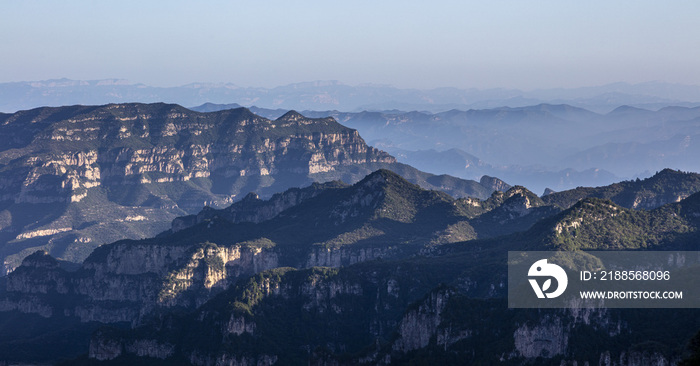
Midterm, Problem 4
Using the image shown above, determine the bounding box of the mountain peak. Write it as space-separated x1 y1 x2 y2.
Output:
345 169 456 223
551 197 622 234
503 185 541 202
191 102 243 113
653 168 685 177
19 250 59 269
367 168 402 179
357 169 412 190
479 175 511 192
482 185 544 213
276 110 306 122
241 192 260 202
607 105 649 115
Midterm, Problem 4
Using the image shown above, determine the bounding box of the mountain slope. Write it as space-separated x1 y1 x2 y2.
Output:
83 193 700 365
0 171 474 325
533 195 700 251
452 191 700 256
5 170 700 364
542 168 700 209
0 170 534 331
86 264 700 365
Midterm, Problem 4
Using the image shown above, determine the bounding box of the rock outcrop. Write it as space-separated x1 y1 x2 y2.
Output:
0 242 280 324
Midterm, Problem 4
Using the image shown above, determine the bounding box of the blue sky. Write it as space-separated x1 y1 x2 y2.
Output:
2 0 699 89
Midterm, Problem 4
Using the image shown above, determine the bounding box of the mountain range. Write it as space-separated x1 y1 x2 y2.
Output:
5 79 700 195
0 103 505 274
3 168 700 364
2 79 700 114
3 94 700 364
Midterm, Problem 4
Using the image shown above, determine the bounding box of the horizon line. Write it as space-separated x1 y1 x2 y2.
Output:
2 77 699 92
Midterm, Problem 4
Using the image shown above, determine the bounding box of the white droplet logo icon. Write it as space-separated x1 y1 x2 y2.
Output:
528 259 568 299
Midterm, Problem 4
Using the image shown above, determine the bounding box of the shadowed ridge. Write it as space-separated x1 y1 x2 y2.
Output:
542 169 700 210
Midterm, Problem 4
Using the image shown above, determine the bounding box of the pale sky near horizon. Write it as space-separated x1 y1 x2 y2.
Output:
2 0 699 90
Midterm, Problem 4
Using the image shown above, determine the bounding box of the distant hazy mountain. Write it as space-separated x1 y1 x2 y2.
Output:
195 102 700 193
3 79 700 114
384 148 620 195
6 80 700 194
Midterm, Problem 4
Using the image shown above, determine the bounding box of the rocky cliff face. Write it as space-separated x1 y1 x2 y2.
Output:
0 103 399 273
391 288 453 353
305 246 395 268
513 316 568 358
79 260 690 366
1 106 390 197
0 241 281 324
479 175 511 193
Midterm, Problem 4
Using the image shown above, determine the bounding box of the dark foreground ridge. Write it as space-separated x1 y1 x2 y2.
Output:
3 169 700 364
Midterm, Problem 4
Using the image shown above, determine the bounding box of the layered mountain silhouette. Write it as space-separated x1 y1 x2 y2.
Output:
195 102 700 193
3 95 700 364
4 79 700 114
